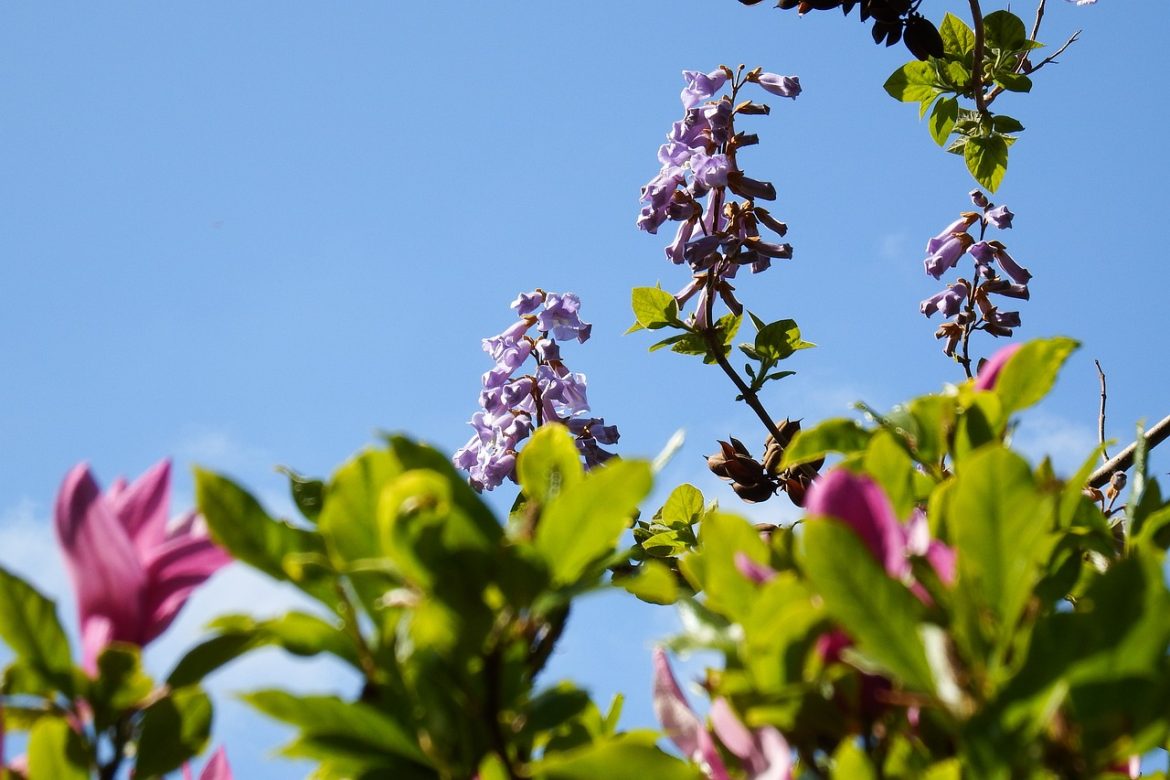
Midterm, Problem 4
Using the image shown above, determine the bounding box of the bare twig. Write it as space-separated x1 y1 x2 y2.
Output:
1030 0 1047 43
1027 30 1082 76
1095 359 1109 462
1088 413 1170 489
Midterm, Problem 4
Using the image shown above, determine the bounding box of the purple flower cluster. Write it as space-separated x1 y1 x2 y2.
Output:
919 190 1032 357
453 290 619 491
638 66 800 329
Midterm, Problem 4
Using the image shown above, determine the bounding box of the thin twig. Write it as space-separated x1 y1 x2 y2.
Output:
1095 359 1109 462
1088 413 1170 488
1027 30 1082 74
1030 0 1047 43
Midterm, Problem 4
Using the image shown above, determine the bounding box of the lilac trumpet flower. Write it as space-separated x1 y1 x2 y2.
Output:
55 460 231 673
925 213 979 254
924 233 974 279
990 243 1032 285
681 69 729 110
754 72 801 99
985 204 1014 230
920 284 968 318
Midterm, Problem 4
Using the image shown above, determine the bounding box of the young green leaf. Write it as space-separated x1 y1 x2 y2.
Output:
964 134 1010 192
631 287 681 330
930 97 959 147
135 686 214 778
536 460 652 587
0 567 75 696
802 520 935 693
517 424 584 507
27 717 90 780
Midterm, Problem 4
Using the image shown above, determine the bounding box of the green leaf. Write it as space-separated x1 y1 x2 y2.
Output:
801 521 935 692
277 466 326 523
994 73 1032 93
0 567 74 696
751 318 814 363
648 333 688 352
884 61 940 103
90 644 155 729
983 10 1029 51
319 448 400 570
991 114 1025 133
196 469 333 602
660 484 704 527
135 686 214 778
929 97 958 147
243 690 429 766
619 560 680 605
991 337 1079 415
686 512 769 622
939 12 975 56
834 740 878 780
536 460 653 587
533 732 700 780
950 447 1055 652
780 418 872 468
168 611 356 687
27 717 90 780
863 430 919 520
517 424 584 506
631 287 680 330
964 134 1010 192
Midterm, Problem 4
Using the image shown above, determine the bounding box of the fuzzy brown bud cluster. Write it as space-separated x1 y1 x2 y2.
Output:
706 418 823 506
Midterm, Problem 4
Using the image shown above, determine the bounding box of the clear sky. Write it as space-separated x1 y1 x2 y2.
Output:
1 1 1165 775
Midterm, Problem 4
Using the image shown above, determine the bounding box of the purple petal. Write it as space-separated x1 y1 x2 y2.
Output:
751 727 794 780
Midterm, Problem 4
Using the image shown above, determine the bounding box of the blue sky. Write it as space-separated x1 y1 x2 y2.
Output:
1 1 1166 775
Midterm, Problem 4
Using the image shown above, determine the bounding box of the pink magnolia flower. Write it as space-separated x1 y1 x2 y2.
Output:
804 470 955 590
973 342 1023 391
55 459 231 673
652 648 793 780
183 747 233 780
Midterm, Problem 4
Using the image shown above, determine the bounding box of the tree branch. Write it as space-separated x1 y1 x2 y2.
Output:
967 0 989 116
1095 359 1109 462
1088 413 1170 488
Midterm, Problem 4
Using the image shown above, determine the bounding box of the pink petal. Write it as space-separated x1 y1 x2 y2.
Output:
140 533 231 645
54 464 147 669
805 470 908 579
80 615 115 676
973 343 1022 391
696 727 732 780
734 552 776 585
109 459 172 558
651 647 704 759
750 727 793 780
815 629 852 663
710 698 755 760
925 541 957 585
200 747 233 780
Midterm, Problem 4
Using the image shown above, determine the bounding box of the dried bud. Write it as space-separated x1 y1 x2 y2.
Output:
1106 471 1128 500
735 100 772 116
727 172 777 201
733 480 776 503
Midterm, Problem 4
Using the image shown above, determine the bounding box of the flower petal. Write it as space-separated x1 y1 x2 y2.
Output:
200 747 233 780
140 531 231 645
651 647 703 759
54 464 146 669
109 459 172 557
804 470 908 579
